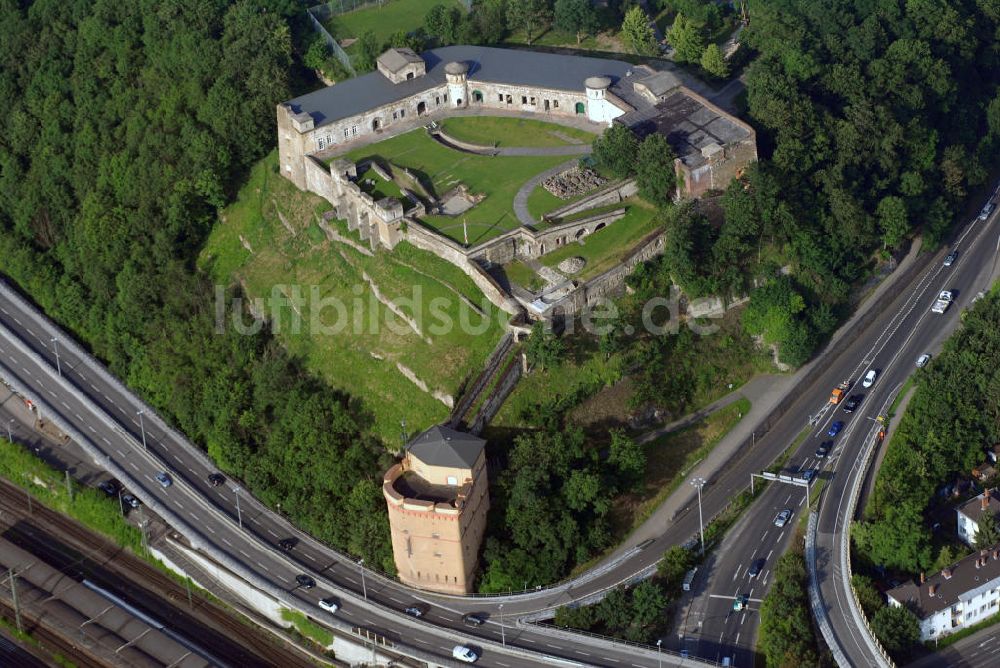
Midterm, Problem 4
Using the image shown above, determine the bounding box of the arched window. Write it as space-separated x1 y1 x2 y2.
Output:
575 102 585 114
472 90 483 102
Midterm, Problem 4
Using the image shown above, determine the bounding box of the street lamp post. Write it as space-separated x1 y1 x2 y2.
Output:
499 603 506 647
233 486 243 529
690 477 706 556
137 410 147 450
656 639 662 668
400 419 407 451
50 338 61 376
118 489 125 516
358 558 367 600
6 419 12 443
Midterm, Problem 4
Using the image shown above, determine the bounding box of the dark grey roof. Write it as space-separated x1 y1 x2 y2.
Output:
888 544 1000 618
956 489 1000 521
378 47 422 73
407 425 485 469
619 89 752 167
284 45 644 128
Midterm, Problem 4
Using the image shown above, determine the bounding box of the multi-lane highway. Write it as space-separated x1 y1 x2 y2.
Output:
676 187 1000 666
0 282 711 666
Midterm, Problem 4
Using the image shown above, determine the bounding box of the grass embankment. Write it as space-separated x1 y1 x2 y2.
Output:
281 608 333 647
440 116 595 148
322 0 465 52
342 128 567 245
614 397 751 534
505 199 659 289
0 438 144 553
202 151 506 442
537 199 660 280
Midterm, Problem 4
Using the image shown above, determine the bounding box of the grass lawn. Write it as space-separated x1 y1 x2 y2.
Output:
281 609 333 647
537 199 661 280
201 150 506 444
323 0 465 49
440 116 596 148
611 398 751 536
501 261 545 292
342 129 568 246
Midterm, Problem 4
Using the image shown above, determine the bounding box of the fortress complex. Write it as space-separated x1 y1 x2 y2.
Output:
278 45 756 200
382 426 490 594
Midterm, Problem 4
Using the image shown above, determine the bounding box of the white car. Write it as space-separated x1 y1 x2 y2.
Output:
862 369 877 388
980 202 995 221
452 645 479 663
318 597 339 613
916 354 930 368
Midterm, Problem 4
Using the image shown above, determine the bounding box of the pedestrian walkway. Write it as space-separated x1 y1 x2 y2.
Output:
513 158 580 226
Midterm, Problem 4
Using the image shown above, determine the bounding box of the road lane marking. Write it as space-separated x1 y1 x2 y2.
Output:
206 526 215 534
222 538 232 546
190 513 199 522
239 549 250 558
176 501 184 509
129 462 139 471
267 529 278 537
304 553 316 562
257 562 269 571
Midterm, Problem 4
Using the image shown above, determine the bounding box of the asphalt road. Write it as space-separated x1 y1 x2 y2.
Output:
667 187 1000 667
0 287 711 666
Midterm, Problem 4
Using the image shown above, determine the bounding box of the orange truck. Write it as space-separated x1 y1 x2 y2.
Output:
829 380 851 404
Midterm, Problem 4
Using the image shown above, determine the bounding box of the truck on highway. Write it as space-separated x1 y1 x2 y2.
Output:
931 290 953 314
829 379 851 404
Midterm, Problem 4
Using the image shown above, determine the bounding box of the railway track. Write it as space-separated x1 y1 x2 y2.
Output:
0 477 316 668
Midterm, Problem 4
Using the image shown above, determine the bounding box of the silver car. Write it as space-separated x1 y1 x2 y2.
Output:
774 509 792 527
943 251 958 267
916 353 930 368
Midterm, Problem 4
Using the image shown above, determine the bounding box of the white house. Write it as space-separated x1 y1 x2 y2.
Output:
887 546 1000 641
956 488 1000 547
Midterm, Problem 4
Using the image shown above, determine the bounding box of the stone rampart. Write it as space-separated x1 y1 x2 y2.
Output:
545 179 638 221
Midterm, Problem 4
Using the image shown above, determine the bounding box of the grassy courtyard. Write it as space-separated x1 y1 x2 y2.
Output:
201 151 506 444
342 128 568 246
539 199 660 279
440 116 596 148
502 198 660 289
322 0 465 50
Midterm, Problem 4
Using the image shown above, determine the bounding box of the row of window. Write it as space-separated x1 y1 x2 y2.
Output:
411 570 460 584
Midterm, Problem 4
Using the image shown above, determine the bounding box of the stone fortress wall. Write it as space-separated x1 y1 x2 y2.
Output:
277 46 758 323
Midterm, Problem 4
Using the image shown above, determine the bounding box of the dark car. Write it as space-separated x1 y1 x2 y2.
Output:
207 472 225 487
827 421 844 438
404 605 427 618
295 574 315 589
747 559 765 578
278 538 297 551
98 480 120 497
842 395 862 413
815 442 831 458
121 493 141 509
462 613 486 627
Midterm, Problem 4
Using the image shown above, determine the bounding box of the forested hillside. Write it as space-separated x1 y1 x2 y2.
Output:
651 0 1000 364
0 0 394 570
856 290 1000 573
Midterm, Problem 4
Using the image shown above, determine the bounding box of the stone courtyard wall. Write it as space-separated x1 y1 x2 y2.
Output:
544 179 638 220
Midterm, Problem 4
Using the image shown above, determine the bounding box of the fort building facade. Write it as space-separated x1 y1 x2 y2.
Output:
277 45 756 200
382 425 490 594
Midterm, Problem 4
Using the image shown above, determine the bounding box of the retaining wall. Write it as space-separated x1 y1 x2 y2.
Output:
545 179 638 221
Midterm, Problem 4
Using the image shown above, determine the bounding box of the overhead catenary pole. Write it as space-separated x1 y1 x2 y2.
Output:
9 568 21 633
358 558 367 600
